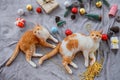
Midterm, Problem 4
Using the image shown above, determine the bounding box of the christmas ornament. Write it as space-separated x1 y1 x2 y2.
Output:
65 29 73 36
64 1 71 8
85 14 102 21
57 21 66 27
110 26 119 33
64 5 73 17
71 14 76 20
71 7 78 14
17 9 24 16
26 4 33 11
96 1 102 8
51 27 58 33
109 4 118 17
79 8 86 15
116 16 120 22
15 18 25 28
36 7 42 13
101 34 108 41
55 16 60 23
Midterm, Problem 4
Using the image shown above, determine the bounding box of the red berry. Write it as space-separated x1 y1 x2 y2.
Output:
101 34 108 41
17 22 24 28
36 7 42 13
71 7 78 14
65 29 73 36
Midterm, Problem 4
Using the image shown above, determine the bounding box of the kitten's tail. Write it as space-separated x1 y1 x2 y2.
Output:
6 43 20 66
39 43 61 65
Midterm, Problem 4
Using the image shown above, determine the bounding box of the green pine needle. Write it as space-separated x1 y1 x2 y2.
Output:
85 14 101 21
78 0 83 3
64 10 70 17
102 0 110 7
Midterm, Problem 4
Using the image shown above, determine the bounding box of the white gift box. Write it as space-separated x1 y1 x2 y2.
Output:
37 0 59 14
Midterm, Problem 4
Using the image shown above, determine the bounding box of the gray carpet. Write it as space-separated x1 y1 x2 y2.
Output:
0 0 120 80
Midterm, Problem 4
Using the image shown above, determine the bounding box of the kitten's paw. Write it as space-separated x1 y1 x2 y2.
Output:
32 64 37 68
29 61 37 68
54 39 58 43
73 64 78 69
70 62 78 69
39 59 43 65
84 63 89 67
68 70 73 74
52 45 56 48
90 61 95 66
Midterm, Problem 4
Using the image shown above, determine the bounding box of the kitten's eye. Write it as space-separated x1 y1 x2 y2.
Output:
92 34 94 36
96 35 99 37
37 28 40 30
34 31 36 33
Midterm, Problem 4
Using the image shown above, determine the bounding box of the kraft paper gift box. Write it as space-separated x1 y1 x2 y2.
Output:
37 0 59 14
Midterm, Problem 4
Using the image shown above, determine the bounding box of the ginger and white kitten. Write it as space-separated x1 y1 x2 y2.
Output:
6 24 58 67
39 30 102 74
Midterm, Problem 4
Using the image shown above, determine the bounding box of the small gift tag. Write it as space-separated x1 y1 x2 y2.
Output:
37 0 59 14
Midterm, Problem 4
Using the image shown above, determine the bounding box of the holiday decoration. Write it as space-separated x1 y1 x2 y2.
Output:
79 8 86 15
17 9 24 16
15 18 25 28
102 0 110 7
65 29 73 36
71 7 78 14
55 16 61 23
110 37 119 49
101 34 108 41
77 0 83 3
96 1 102 8
51 27 58 33
57 21 66 27
85 14 102 21
116 16 120 22
64 5 73 17
64 0 71 8
110 26 119 33
37 0 59 14
71 14 76 20
26 4 33 11
109 4 118 17
80 3 84 8
80 62 102 80
36 7 42 13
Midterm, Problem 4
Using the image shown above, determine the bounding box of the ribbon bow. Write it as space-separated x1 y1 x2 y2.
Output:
43 0 53 3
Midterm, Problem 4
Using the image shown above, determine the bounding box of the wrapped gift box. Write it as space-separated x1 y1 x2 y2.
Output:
37 0 59 14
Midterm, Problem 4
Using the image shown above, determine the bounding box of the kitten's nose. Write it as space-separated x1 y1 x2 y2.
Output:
93 37 97 40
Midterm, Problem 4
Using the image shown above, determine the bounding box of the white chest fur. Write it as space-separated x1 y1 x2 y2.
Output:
37 28 50 40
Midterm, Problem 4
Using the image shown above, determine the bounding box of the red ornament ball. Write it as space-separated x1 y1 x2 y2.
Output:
36 7 42 13
65 29 73 36
101 34 108 41
71 7 78 14
17 22 24 28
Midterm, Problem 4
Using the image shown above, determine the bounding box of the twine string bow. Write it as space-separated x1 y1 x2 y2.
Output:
43 0 54 4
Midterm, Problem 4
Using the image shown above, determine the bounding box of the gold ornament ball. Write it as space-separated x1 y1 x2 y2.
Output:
79 8 86 15
96 1 102 8
26 4 33 11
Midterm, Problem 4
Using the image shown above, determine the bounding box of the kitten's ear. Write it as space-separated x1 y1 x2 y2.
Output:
98 29 103 34
88 29 93 33
35 23 40 26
